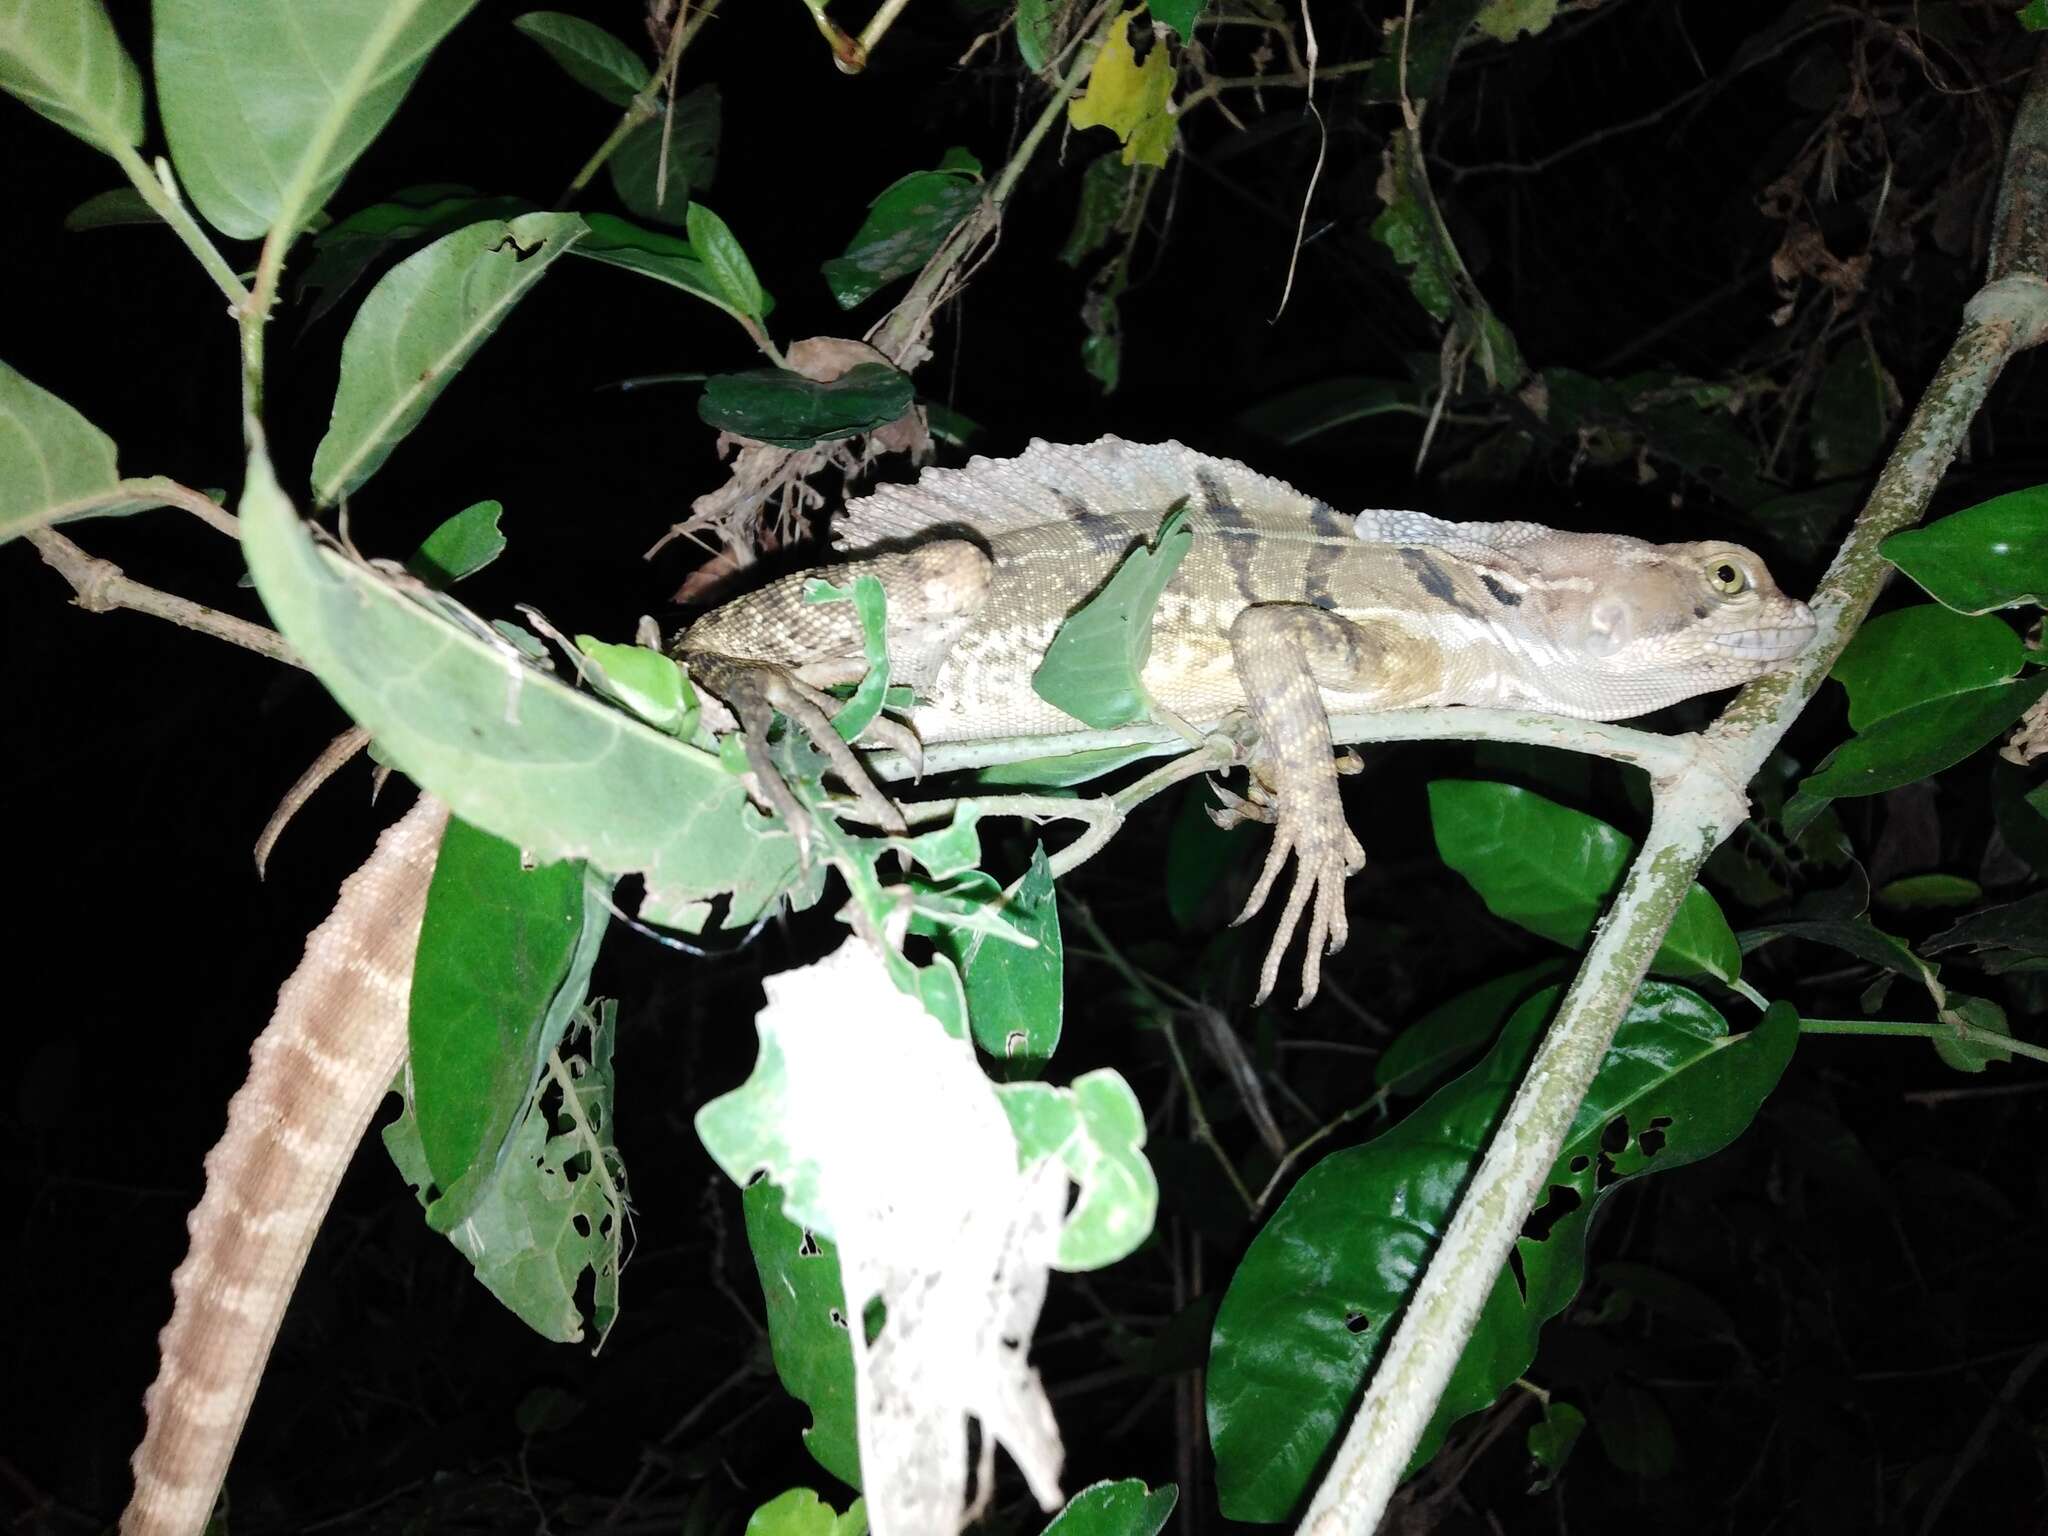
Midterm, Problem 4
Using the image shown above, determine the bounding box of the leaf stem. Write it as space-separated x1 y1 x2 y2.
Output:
1800 1017 2047 1065
103 143 249 308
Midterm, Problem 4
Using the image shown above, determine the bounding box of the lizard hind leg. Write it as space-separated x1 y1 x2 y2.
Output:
1225 604 1382 1008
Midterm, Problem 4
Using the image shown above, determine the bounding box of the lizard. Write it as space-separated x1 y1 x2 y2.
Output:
125 436 1814 1533
675 435 1819 1006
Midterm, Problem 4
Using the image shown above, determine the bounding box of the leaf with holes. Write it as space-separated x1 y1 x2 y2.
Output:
1207 985 1797 1520
743 1177 862 1488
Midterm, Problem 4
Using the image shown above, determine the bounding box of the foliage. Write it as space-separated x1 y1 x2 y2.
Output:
6 3 2046 1534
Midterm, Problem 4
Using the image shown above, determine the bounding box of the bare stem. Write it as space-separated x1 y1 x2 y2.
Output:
25 527 298 668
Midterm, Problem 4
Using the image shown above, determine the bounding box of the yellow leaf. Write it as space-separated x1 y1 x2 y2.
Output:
1069 11 1175 168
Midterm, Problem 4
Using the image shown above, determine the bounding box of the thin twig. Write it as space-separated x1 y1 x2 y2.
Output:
25 527 298 668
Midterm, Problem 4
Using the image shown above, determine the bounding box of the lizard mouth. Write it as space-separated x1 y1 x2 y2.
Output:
1708 603 1818 661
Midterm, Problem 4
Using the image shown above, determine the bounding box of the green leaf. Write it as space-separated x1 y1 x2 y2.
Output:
0 0 144 155
1068 9 1175 168
1474 0 1559 42
1794 673 2048 804
805 574 891 741
1033 499 1193 729
154 0 479 242
1039 1480 1178 1536
1365 0 1482 104
573 209 760 323
1374 960 1571 1097
1925 890 2048 974
1060 152 1137 268
936 847 1064 1073
2 360 118 540
997 1069 1158 1269
822 166 981 309
2023 0 2048 32
577 637 698 736
1014 0 1055 69
742 1179 862 1488
1831 603 2023 730
1207 987 1797 1519
383 1002 625 1344
1147 0 1206 35
1933 993 2013 1072
1427 781 1742 983
1882 485 2048 613
699 363 915 450
608 83 720 227
298 187 536 326
406 498 506 586
512 10 648 105
238 439 804 934
1740 918 1944 1008
1808 334 1894 479
973 742 1163 787
745 1490 866 1536
408 815 607 1222
687 201 768 321
1594 1384 1676 1477
63 187 160 230
1873 873 1981 911
1527 1400 1585 1491
311 211 587 504
1237 376 1416 445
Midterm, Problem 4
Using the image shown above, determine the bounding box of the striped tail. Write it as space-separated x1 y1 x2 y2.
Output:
123 796 449 1536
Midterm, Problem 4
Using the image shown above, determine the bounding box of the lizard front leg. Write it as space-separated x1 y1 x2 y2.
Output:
677 539 992 845
1223 604 1385 1008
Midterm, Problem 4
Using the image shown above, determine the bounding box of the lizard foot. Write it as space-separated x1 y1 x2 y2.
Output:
1232 793 1365 1008
685 653 909 842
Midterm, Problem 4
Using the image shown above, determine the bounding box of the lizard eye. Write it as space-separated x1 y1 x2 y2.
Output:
1707 558 1749 595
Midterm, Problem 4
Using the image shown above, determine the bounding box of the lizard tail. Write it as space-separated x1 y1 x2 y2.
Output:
122 795 449 1536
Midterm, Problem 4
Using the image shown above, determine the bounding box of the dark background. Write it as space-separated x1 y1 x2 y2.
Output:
5 2 2046 1532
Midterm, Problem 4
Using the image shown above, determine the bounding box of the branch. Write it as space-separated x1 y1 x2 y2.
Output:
1299 43 2048 1536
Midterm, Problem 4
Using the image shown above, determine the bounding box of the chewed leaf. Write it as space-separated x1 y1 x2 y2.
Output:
998 1070 1158 1270
406 499 506 587
742 1180 862 1487
1207 986 1796 1519
1068 10 1175 167
312 212 587 504
1033 499 1193 728
238 438 803 933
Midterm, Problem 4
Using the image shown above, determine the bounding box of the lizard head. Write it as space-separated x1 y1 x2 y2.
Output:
1519 534 1818 715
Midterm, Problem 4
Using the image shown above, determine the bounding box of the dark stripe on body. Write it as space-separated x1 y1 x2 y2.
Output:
1481 574 1522 607
1057 490 1138 556
1399 547 1480 616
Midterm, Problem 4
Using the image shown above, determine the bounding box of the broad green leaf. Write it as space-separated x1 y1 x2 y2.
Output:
1040 1481 1177 1536
1475 0 1559 41
608 82 720 228
1793 673 2048 804
1925 890 2048 974
974 742 1163 787
384 1002 625 1344
512 10 648 105
1934 993 2013 1072
929 848 1065 1073
1033 500 1193 729
1527 1400 1585 1490
1237 376 1416 445
311 211 587 504
299 187 536 326
0 0 143 154
997 1069 1157 1269
1873 873 1981 911
699 363 915 450
1740 918 1944 1008
1882 485 2048 613
1831 603 2022 729
1374 960 1570 1096
154 0 479 241
1068 10 1175 168
822 166 981 309
1147 0 1207 35
63 187 159 229
1014 0 1055 69
742 1178 862 1488
573 210 754 322
0 360 175 540
2024 0 2048 31
746 1490 866 1536
238 440 804 933
577 637 698 736
408 815 607 1225
1207 987 1797 1519
1427 780 1742 983
1808 334 1894 478
406 498 505 585
687 201 768 321
1060 152 1137 268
